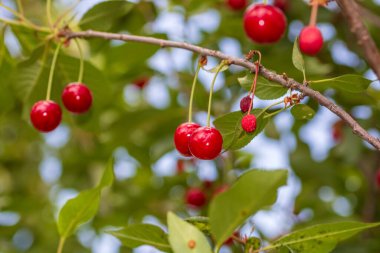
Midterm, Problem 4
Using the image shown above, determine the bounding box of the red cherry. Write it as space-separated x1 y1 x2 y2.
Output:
224 231 240 246
62 83 92 113
226 0 247 10
213 184 229 197
243 4 287 44
189 127 223 160
30 100 62 132
174 123 201 157
376 169 380 188
176 159 185 174
241 114 257 133
133 77 149 89
299 26 324 56
185 188 207 208
240 96 252 113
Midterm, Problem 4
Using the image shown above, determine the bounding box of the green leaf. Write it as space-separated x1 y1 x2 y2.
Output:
79 1 134 31
264 221 380 253
213 109 269 150
168 212 212 253
310 75 371 93
238 74 287 100
57 158 115 238
184 216 211 236
108 224 171 252
98 157 115 189
209 169 288 248
57 188 101 238
292 37 306 77
291 104 315 120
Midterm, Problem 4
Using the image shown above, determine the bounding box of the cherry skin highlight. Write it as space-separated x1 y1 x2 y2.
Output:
240 96 252 113
188 127 223 160
241 114 257 133
185 188 207 208
174 122 201 157
226 0 247 11
30 100 62 132
62 82 93 113
243 4 287 44
299 26 324 56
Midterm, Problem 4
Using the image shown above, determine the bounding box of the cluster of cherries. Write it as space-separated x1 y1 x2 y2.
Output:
227 0 324 55
30 83 92 132
174 123 223 160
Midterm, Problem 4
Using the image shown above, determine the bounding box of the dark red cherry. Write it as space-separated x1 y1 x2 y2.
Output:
226 0 247 10
243 4 287 44
241 114 257 133
188 127 223 160
299 26 324 56
62 82 92 113
133 77 149 89
185 188 207 208
274 0 290 12
174 122 201 157
240 96 252 113
376 169 380 188
30 100 62 132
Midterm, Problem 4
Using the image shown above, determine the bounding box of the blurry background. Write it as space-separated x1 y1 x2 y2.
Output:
0 0 380 252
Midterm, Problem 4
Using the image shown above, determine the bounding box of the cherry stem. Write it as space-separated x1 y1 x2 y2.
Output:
309 2 319 27
47 0 53 28
207 62 226 127
16 0 24 16
74 39 84 83
46 43 62 101
263 106 288 119
247 51 262 115
256 100 284 119
56 237 66 253
188 59 202 123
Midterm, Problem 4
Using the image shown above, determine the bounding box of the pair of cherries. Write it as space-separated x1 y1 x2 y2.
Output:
30 83 92 132
174 123 223 160
242 2 323 55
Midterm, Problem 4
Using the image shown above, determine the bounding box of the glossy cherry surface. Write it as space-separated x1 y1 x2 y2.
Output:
185 188 207 208
241 114 257 133
62 82 93 113
240 96 252 113
243 4 287 44
30 100 62 132
299 26 324 56
174 122 201 157
226 0 247 10
188 127 223 160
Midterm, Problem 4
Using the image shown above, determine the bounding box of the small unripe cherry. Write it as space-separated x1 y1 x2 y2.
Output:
241 114 257 133
240 96 252 113
174 122 201 157
30 100 62 132
62 82 92 113
299 26 324 56
226 0 247 10
185 188 207 208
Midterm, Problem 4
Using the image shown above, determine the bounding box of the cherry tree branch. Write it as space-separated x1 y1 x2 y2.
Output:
336 0 380 80
60 29 380 151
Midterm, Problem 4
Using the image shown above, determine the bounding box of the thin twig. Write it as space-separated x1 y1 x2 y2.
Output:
336 0 380 80
59 29 380 151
